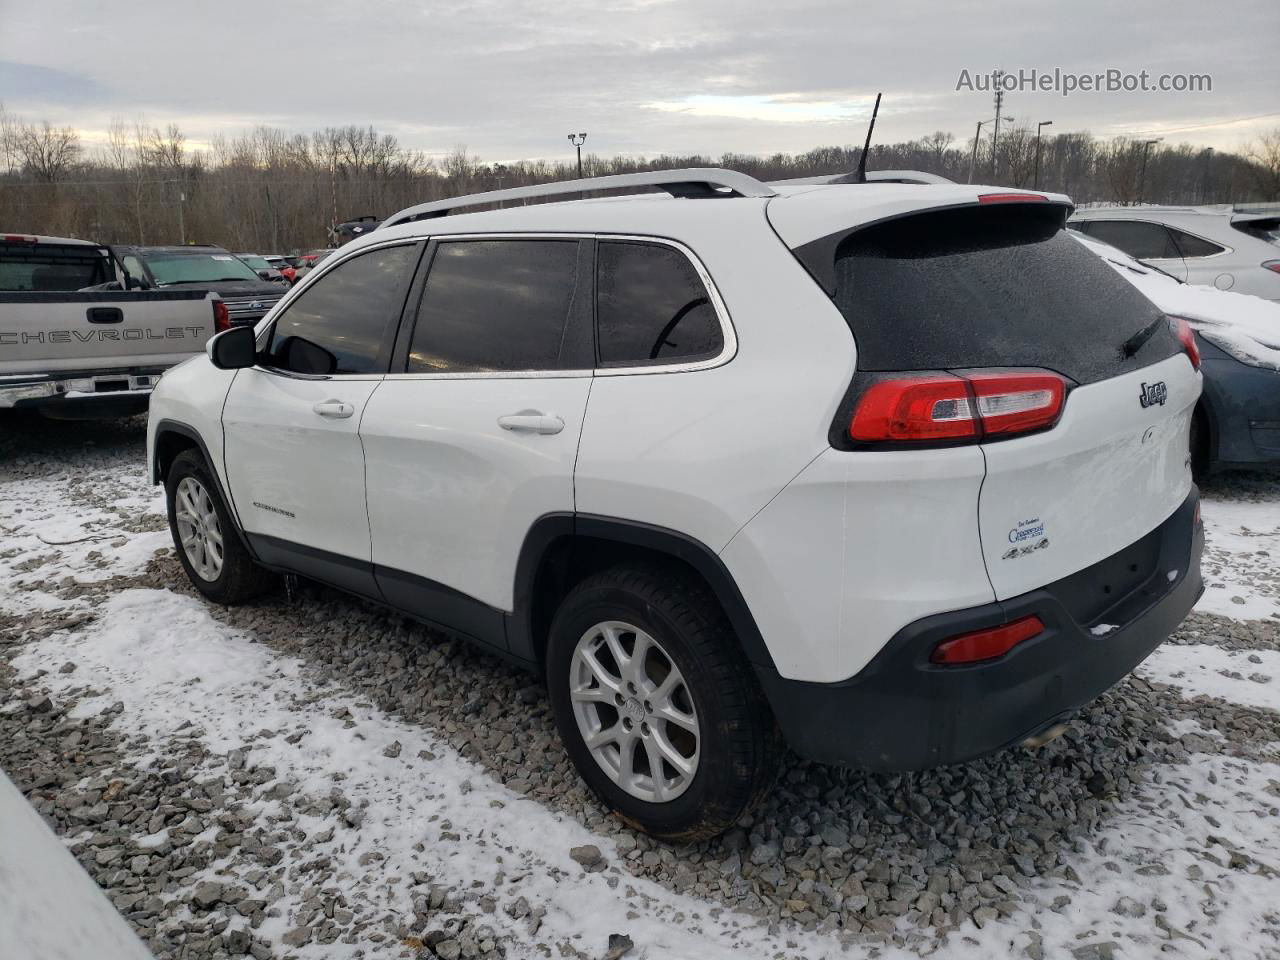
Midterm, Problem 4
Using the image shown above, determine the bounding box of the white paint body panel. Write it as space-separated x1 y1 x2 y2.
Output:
978 354 1199 600
573 208 854 553
361 376 591 610
221 368 381 561
721 446 995 683
146 355 237 493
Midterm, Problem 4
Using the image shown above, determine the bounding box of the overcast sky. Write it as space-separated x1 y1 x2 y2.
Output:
2 0 1277 163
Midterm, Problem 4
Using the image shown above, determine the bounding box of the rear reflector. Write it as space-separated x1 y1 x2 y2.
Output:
850 371 1066 444
930 615 1045 665
1170 316 1201 371
213 300 231 333
978 193 1049 205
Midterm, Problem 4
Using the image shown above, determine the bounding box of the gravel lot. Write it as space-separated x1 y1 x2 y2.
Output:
2 413 1278 960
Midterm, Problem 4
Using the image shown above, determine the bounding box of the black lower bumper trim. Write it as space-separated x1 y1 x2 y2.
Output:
757 489 1204 771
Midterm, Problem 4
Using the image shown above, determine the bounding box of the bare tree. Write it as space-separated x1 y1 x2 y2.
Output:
1246 127 1280 201
10 120 80 182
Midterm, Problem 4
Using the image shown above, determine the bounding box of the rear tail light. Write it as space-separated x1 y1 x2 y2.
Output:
930 615 1045 665
213 300 231 333
1170 316 1201 370
978 193 1049 205
850 371 1066 444
1262 260 1280 274
2 234 38 244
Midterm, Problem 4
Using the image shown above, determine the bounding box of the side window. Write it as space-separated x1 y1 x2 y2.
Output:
1167 227 1225 259
406 239 586 373
596 240 723 366
1085 220 1180 260
265 244 418 376
123 255 147 282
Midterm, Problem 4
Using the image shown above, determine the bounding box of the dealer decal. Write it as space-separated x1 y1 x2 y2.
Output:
1002 517 1050 560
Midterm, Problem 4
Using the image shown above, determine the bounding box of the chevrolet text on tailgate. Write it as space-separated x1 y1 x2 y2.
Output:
147 168 1205 840
0 234 225 417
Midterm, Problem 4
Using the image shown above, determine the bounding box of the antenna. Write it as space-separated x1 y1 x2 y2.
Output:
852 93 882 184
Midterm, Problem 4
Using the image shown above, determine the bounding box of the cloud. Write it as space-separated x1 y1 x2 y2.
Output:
0 0 1277 157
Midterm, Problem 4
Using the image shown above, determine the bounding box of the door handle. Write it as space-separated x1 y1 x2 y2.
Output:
497 412 565 435
313 399 355 419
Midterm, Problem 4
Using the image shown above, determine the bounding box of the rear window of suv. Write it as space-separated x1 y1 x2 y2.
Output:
832 205 1178 385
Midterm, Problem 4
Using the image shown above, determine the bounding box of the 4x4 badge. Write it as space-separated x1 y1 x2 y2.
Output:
1139 381 1168 408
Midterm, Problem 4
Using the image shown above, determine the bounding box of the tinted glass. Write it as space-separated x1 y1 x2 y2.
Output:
1084 220 1180 260
831 204 1178 385
407 240 584 373
1167 227 1224 259
0 246 112 291
597 241 722 365
266 244 417 375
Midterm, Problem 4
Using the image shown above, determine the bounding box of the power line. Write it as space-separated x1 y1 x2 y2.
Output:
1107 112 1280 139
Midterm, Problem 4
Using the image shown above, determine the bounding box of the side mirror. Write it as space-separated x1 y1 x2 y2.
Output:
207 325 258 370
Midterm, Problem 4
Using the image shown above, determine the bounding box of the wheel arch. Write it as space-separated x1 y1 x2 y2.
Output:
508 513 776 672
152 418 257 560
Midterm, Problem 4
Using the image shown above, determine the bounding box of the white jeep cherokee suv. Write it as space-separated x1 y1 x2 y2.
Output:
148 169 1205 840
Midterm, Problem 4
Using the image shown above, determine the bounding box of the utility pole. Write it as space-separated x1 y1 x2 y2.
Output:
1033 120 1053 190
1137 138 1161 204
990 71 1005 179
567 132 587 178
1201 147 1214 203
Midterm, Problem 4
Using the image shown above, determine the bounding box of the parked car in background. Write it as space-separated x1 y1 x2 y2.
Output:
334 216 381 246
149 169 1203 840
1069 205 1280 301
235 254 291 287
290 248 332 282
262 256 297 285
1 234 222 418
116 245 285 328
1073 230 1280 476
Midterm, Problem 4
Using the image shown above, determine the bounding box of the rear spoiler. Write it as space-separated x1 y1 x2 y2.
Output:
790 193 1073 296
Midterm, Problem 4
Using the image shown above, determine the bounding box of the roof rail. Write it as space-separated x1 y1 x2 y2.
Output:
382 167 776 228
770 170 954 187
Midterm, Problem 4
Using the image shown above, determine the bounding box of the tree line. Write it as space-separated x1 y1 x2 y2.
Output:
2 103 1278 254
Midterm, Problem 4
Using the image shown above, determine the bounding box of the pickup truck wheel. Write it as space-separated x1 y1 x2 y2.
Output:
546 565 782 841
165 449 273 604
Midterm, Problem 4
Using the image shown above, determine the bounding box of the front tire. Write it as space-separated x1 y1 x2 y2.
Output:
165 449 274 604
546 565 782 841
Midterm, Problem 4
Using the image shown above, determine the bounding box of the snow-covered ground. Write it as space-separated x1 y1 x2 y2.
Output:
2 419 1279 960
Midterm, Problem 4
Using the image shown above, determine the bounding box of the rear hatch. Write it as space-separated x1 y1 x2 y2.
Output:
791 197 1199 600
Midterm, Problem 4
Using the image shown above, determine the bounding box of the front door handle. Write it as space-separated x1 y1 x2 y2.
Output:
497 412 564 435
313 399 355 419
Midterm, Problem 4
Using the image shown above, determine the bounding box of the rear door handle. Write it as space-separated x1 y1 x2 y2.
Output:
313 399 355 419
497 412 564 435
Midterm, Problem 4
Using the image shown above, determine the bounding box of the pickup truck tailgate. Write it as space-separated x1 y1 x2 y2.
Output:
0 291 218 375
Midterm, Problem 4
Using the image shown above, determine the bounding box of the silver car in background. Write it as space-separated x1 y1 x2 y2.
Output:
1069 204 1280 301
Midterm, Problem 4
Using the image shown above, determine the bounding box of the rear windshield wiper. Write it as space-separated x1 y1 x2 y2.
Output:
1121 315 1165 359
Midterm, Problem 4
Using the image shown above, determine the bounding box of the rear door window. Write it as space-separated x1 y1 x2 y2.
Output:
1083 220 1181 260
596 240 723 366
831 204 1177 385
0 244 112 291
265 243 419 375
405 239 589 373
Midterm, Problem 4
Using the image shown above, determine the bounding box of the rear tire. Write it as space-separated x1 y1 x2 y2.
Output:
546 564 782 841
165 449 274 604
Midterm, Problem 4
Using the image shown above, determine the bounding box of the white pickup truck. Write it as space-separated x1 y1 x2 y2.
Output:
0 234 225 418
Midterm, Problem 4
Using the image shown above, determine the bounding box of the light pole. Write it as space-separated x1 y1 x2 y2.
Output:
567 132 587 178
1137 138 1161 204
968 119 994 184
1201 147 1214 203
1033 120 1053 190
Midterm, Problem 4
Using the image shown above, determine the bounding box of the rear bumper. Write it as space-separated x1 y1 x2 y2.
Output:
756 488 1203 770
1201 358 1280 470
0 368 167 416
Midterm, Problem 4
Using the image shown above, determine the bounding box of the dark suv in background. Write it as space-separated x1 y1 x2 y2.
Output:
117 245 286 328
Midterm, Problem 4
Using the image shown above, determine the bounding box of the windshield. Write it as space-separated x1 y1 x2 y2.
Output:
145 252 261 285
